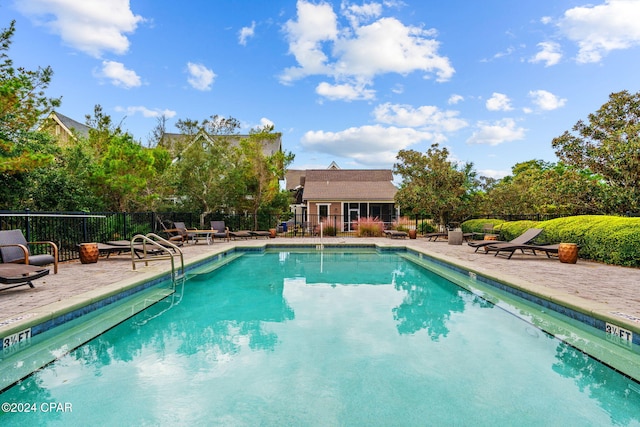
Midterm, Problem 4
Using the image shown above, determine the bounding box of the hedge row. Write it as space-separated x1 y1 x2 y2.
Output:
462 215 640 267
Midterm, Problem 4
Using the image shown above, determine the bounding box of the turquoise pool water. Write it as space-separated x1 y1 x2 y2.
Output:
1 249 639 426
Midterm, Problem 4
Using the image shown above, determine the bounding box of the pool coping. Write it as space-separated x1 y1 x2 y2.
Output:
1 241 638 355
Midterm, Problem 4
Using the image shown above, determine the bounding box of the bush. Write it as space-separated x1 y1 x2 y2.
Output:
464 215 640 267
354 217 384 237
323 225 337 236
461 219 506 235
540 215 640 267
419 220 436 234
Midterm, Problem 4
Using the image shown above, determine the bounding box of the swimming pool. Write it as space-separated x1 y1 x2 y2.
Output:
1 248 639 425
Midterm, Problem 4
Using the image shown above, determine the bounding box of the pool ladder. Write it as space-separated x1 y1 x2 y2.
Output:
130 233 185 286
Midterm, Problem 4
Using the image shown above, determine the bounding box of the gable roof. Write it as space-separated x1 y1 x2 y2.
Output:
161 131 282 158
41 111 91 141
285 169 306 191
302 169 397 201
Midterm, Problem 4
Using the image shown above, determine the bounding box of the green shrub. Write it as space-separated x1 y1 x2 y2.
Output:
539 215 640 267
461 219 506 235
323 225 337 236
419 220 435 234
465 215 640 267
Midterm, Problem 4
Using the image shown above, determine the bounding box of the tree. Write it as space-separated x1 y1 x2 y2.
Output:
552 90 640 212
0 20 60 175
235 125 295 228
393 144 471 226
169 117 241 224
480 160 607 216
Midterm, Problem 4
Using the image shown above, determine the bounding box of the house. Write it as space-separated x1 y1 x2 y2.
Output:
286 164 399 231
160 130 282 159
39 112 91 145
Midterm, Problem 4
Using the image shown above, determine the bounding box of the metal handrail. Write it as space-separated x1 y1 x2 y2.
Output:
130 233 185 283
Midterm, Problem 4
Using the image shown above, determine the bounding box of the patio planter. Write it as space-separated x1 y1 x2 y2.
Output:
448 231 463 245
558 243 578 264
78 243 99 264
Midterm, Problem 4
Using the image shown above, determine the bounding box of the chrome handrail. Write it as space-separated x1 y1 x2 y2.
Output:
130 233 185 284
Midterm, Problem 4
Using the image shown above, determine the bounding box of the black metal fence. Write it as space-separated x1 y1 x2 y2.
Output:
2 210 634 262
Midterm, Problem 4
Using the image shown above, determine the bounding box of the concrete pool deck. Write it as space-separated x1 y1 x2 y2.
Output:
1 236 639 337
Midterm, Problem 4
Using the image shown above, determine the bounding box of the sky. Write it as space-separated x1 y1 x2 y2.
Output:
3 0 640 178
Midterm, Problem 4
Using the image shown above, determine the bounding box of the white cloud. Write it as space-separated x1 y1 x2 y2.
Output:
486 93 513 111
341 1 383 27
479 169 510 179
333 17 453 81
259 117 275 128
281 0 454 97
16 0 144 57
528 90 567 111
466 118 526 146
186 62 216 91
391 84 404 94
448 94 464 105
373 103 468 133
239 21 256 46
97 61 141 88
530 41 562 67
114 106 177 118
558 0 640 63
281 0 338 84
316 81 375 101
301 124 433 166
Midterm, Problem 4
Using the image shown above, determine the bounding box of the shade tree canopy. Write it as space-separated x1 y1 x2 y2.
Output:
552 90 640 212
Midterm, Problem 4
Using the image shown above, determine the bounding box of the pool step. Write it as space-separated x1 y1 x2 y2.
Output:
0 286 174 391
185 252 245 279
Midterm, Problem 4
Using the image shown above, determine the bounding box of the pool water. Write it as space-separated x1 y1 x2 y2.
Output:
1 250 639 426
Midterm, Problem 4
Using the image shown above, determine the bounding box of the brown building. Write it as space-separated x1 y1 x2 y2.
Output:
286 164 398 231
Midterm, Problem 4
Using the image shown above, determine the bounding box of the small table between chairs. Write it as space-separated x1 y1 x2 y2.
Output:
186 229 218 245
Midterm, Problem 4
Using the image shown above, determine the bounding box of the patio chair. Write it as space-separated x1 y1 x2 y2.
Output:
468 228 542 253
156 219 186 246
485 242 561 259
210 221 230 242
0 263 50 291
173 222 197 244
0 229 59 274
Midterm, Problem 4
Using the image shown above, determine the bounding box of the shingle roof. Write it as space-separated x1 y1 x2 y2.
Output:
161 132 282 157
302 169 397 201
285 169 306 191
50 112 91 138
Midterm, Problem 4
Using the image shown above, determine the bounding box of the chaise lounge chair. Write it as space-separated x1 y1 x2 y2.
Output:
383 230 408 239
0 229 59 274
468 228 542 253
0 264 49 291
249 230 271 239
484 242 561 259
424 231 473 242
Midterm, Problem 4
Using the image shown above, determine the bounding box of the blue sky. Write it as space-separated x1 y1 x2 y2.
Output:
4 0 640 178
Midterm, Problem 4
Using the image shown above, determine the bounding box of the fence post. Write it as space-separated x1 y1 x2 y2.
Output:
24 208 31 241
122 212 128 239
82 214 89 242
